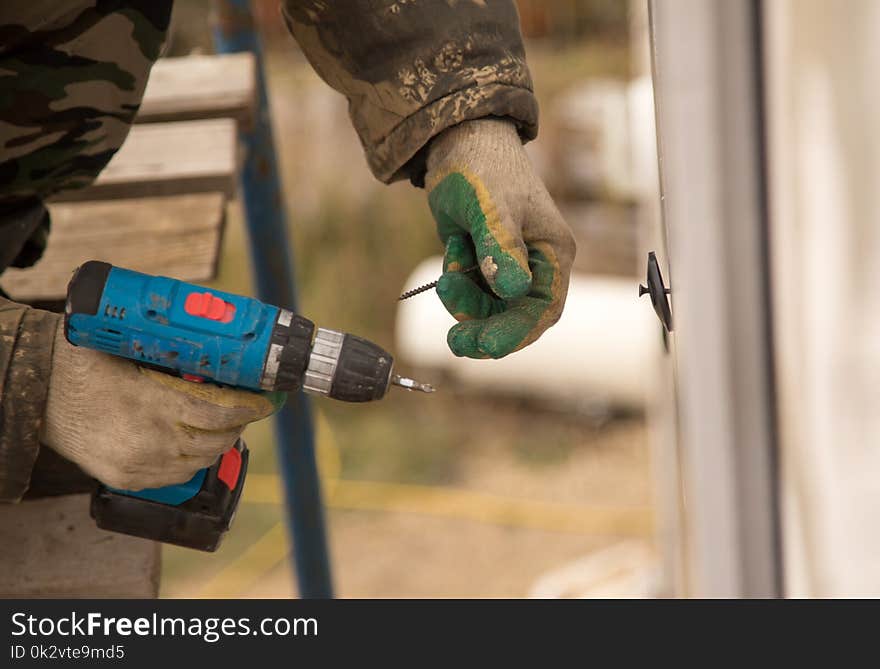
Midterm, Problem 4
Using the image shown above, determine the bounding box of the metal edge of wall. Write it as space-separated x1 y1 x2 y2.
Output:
648 0 783 597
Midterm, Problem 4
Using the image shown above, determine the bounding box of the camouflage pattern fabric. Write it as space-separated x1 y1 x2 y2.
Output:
0 303 58 501
0 0 537 499
282 0 538 183
0 1 171 500
0 1 172 205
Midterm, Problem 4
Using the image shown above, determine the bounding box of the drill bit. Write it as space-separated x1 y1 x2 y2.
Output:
398 265 479 300
391 374 435 393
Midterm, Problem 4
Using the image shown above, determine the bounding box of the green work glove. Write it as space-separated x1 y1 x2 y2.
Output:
425 118 577 359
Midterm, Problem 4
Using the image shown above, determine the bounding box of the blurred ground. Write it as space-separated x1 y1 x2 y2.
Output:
161 1 653 598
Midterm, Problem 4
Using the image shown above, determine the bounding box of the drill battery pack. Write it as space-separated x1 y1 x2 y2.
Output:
90 440 249 552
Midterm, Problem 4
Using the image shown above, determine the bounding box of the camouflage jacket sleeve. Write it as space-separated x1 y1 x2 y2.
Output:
0 2 169 499
0 1 172 207
0 298 59 502
281 0 538 184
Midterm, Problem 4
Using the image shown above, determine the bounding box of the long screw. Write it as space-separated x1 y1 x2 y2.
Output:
393 265 479 395
398 265 479 301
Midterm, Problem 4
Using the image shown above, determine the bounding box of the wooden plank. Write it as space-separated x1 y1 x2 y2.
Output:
51 119 237 202
2 193 226 302
137 53 256 126
0 494 160 598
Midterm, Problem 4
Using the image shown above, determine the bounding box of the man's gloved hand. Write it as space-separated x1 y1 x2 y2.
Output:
425 118 576 359
39 322 283 491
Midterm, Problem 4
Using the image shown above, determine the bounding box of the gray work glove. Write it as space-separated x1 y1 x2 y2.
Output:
40 322 283 491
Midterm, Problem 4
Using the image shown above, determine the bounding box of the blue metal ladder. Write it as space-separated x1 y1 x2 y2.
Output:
212 0 333 598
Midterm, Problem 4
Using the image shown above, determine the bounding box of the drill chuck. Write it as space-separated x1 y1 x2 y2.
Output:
302 328 394 402
257 315 394 401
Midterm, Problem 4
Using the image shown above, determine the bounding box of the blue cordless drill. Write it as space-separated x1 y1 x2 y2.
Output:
64 261 433 551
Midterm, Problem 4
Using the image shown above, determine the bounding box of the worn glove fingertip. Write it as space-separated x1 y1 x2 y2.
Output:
489 254 531 300
435 274 457 316
436 272 472 304
436 272 453 296
476 305 544 359
443 233 475 272
447 322 487 359
437 272 501 323
475 332 514 360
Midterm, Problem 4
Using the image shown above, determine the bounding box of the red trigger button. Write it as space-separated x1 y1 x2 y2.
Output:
184 291 235 323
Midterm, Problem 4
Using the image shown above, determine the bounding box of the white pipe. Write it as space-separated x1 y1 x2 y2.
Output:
395 257 661 410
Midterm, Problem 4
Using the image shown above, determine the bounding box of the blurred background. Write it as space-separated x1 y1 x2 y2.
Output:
159 0 664 598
